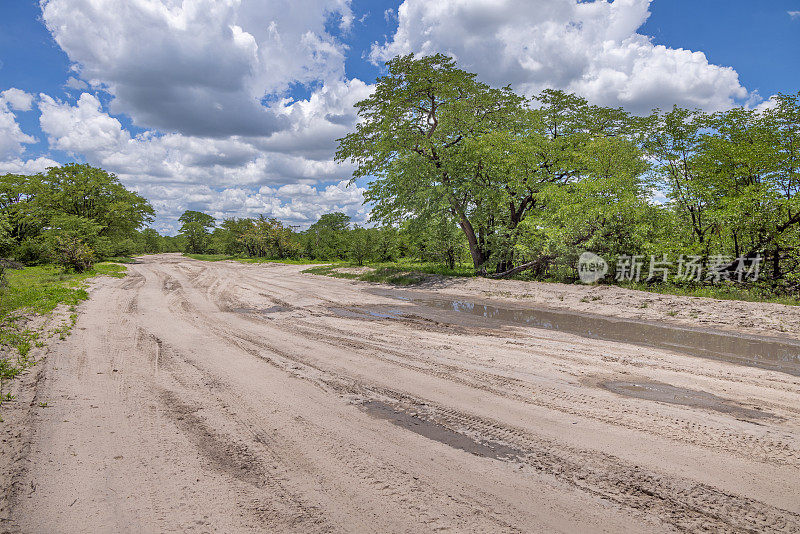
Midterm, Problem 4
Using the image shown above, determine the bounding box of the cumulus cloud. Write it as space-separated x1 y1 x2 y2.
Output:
1 88 35 111
35 90 365 232
5 3 373 232
65 77 89 90
0 90 37 160
373 0 749 113
41 0 354 137
0 157 60 175
7 0 756 234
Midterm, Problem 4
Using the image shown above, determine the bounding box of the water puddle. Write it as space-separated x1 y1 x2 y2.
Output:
603 381 771 419
329 307 405 320
366 290 800 377
360 400 522 461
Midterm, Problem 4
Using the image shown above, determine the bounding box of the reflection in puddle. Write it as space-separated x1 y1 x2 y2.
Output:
366 290 800 376
603 381 770 419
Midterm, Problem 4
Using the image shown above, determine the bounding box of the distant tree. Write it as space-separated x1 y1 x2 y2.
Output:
374 226 399 262
348 226 375 266
0 213 13 256
304 212 351 259
36 164 154 239
238 216 300 258
140 228 162 253
178 210 215 254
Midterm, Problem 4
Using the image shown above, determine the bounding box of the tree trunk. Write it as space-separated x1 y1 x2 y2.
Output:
773 247 781 281
457 215 486 270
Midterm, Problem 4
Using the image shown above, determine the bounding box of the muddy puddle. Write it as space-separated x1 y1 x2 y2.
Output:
602 380 771 419
362 290 800 377
360 400 523 461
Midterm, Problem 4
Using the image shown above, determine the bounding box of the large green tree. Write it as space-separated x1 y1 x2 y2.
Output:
178 210 216 254
336 53 524 271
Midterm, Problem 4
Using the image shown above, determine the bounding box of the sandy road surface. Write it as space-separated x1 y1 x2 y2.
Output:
3 254 800 532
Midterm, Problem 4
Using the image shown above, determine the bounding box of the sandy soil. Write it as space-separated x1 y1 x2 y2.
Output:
2 253 799 533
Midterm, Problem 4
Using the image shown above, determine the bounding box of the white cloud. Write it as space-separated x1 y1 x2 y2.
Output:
41 0 354 137
35 90 365 232
374 0 749 113
789 11 800 20
753 94 780 113
0 157 60 175
0 90 37 160
39 93 130 155
65 77 89 90
1 88 35 111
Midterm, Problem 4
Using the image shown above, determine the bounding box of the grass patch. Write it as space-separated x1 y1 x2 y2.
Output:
303 260 475 286
184 253 329 265
102 256 136 264
616 281 800 306
0 262 127 406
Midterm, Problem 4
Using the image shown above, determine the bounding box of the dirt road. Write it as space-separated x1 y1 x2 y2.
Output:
3 254 800 532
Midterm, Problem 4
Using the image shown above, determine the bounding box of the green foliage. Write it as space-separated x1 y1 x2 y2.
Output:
336 53 525 271
178 210 216 254
52 236 95 272
0 164 154 264
0 213 13 256
348 226 375 266
333 54 800 295
238 216 300 259
304 212 351 259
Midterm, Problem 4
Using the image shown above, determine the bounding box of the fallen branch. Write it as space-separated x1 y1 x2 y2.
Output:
487 256 553 279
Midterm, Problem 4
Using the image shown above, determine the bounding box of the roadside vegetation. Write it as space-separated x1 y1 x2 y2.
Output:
174 55 800 303
0 163 140 407
2 54 800 310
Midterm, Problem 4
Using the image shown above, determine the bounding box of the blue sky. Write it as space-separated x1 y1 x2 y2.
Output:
0 0 797 233
640 0 800 99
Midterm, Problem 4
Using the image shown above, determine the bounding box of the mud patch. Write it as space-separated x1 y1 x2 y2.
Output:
162 277 182 292
329 307 405 320
157 389 267 487
229 305 292 315
370 290 800 377
602 380 771 420
360 400 522 461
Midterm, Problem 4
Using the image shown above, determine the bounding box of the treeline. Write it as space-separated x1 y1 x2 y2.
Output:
334 54 800 289
0 164 155 271
175 210 469 268
2 54 799 294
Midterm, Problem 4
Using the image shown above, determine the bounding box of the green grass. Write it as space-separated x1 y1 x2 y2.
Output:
616 281 800 306
102 256 137 264
303 260 476 286
0 262 127 406
184 253 329 265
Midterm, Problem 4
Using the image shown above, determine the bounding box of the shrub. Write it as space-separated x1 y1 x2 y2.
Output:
12 239 48 265
53 237 95 272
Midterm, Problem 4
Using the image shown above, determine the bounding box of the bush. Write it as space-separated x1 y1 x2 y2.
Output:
12 239 48 265
53 237 95 272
